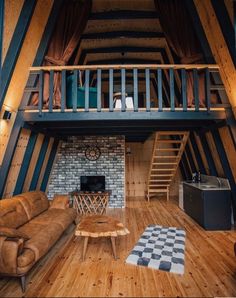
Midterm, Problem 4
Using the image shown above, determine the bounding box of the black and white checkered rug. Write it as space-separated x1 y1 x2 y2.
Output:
126 225 186 274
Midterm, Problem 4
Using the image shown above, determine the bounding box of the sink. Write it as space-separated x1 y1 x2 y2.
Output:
200 184 217 189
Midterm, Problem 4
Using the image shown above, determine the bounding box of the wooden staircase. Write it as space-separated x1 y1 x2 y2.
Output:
147 131 189 202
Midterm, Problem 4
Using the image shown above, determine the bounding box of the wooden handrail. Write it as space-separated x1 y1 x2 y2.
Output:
29 64 220 72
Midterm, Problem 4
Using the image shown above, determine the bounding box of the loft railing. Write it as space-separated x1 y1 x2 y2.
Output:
21 64 223 115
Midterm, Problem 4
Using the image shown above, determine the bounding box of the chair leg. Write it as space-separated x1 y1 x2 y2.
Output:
20 275 26 292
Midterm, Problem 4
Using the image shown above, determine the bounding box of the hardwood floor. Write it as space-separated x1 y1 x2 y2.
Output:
0 196 236 297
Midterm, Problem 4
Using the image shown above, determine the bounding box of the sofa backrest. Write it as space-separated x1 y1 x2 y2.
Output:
17 191 49 221
0 191 49 228
0 197 29 228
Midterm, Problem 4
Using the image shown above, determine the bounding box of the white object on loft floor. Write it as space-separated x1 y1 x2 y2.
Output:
114 96 134 109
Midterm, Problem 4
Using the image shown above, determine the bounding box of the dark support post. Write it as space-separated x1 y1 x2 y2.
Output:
133 68 138 112
234 0 236 57
157 68 163 111
211 129 236 220
169 68 175 111
185 143 197 174
199 133 218 176
73 70 78 112
97 69 101 112
29 136 50 191
39 70 44 116
145 68 150 111
193 69 199 111
181 69 187 111
40 139 59 192
189 132 206 174
85 69 89 111
49 70 54 112
109 69 113 112
121 68 126 112
61 70 66 112
0 114 23 197
205 68 211 113
13 131 38 195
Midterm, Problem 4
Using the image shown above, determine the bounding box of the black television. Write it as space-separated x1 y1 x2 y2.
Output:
80 175 105 192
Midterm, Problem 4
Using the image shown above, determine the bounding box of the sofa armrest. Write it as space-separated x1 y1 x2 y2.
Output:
0 236 25 275
50 194 70 210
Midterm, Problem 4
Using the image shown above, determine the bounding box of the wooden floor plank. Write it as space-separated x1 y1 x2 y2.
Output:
0 196 235 297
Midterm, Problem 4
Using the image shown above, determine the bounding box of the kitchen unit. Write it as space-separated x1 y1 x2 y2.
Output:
183 175 231 230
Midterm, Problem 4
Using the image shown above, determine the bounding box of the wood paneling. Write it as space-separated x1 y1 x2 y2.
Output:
0 196 235 297
2 0 24 63
36 137 54 190
194 0 236 118
125 136 182 198
125 138 153 197
22 133 44 193
0 0 54 164
219 126 236 182
3 128 30 198
205 131 225 177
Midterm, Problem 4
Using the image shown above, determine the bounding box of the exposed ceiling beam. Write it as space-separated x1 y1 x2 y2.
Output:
81 31 164 40
89 10 158 20
194 0 236 118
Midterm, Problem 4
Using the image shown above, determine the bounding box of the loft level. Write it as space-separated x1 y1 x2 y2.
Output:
19 64 227 122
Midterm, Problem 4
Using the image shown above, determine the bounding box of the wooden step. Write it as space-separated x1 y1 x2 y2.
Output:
148 189 168 192
156 140 182 143
150 174 173 177
151 168 174 171
152 162 177 165
157 148 180 152
154 156 178 159
149 179 171 182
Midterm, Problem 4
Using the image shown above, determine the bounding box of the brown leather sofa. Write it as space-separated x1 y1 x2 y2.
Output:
0 191 76 292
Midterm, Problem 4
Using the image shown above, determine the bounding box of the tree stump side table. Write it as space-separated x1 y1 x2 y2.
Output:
75 214 130 260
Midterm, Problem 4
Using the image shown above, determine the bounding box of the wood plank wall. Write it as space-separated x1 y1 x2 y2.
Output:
3 128 30 198
0 0 54 166
125 136 181 198
2 129 56 198
2 0 24 63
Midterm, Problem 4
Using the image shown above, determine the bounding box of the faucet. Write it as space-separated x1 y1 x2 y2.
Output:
216 177 222 188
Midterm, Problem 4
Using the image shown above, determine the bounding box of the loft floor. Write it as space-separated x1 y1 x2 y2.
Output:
0 196 235 297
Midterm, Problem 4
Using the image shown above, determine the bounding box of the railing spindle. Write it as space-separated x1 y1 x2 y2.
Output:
169 68 175 111
145 68 150 111
73 70 78 112
205 68 211 113
49 70 54 112
157 68 163 112
121 68 126 112
133 68 138 112
61 70 66 112
39 70 44 116
193 69 199 111
97 69 101 112
181 69 187 111
85 69 90 111
109 69 114 112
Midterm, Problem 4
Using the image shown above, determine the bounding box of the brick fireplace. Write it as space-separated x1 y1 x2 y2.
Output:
47 135 125 207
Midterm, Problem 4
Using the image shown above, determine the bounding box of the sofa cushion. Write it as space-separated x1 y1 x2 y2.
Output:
31 208 76 230
17 191 49 221
24 223 64 261
0 227 30 240
0 198 29 228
